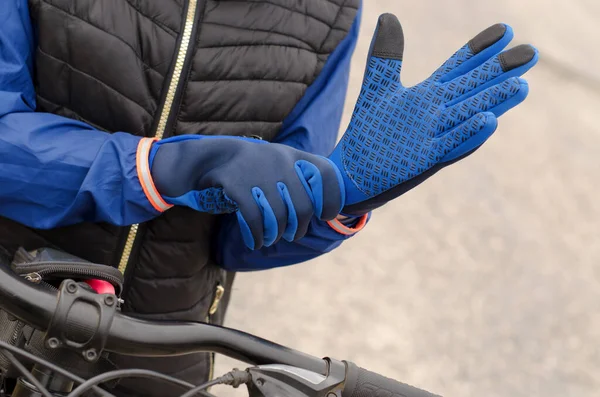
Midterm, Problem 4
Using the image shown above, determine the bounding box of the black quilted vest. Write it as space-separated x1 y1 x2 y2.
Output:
0 0 359 395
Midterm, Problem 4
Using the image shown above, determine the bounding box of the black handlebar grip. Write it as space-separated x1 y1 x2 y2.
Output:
342 361 442 397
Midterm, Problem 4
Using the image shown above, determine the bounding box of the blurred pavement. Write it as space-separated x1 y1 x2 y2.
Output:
214 2 600 396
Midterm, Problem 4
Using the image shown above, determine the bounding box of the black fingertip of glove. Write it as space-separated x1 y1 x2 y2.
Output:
498 44 537 72
371 13 404 60
468 23 507 54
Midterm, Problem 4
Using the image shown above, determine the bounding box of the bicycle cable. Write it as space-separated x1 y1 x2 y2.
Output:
66 368 216 397
177 369 252 397
0 340 220 397
2 351 53 397
0 340 115 397
176 379 225 397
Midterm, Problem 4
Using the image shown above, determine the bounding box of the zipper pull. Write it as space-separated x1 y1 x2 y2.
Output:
209 285 225 316
24 272 42 284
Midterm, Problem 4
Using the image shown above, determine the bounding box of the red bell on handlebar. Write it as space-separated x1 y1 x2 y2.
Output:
84 279 115 295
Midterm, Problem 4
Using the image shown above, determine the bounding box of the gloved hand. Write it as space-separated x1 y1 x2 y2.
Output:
330 14 539 216
149 136 344 250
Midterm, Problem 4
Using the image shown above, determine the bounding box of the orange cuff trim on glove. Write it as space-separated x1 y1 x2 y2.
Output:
136 138 173 213
327 214 369 236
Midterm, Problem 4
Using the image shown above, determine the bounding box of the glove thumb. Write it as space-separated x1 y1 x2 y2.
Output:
365 13 404 83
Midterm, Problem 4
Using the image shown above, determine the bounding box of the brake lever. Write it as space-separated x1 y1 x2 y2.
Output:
247 358 346 397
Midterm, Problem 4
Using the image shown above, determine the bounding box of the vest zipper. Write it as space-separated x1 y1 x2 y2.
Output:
205 283 225 383
117 0 202 275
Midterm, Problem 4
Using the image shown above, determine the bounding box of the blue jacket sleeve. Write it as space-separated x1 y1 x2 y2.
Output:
0 0 163 229
216 6 366 271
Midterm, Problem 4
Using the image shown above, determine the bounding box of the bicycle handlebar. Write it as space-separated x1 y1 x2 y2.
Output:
0 263 442 396
0 263 326 373
106 316 327 373
342 361 441 397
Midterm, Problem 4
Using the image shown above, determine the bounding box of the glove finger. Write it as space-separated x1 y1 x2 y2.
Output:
253 186 288 248
236 211 260 251
278 181 314 242
443 44 538 106
295 158 344 221
438 77 528 134
433 23 514 83
437 112 498 164
369 13 404 63
358 14 404 102
236 190 267 250
278 183 299 242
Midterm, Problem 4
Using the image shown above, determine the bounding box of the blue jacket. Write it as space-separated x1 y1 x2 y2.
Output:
0 1 366 271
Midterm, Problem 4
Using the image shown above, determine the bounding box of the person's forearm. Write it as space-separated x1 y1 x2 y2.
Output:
0 0 163 229
0 112 162 228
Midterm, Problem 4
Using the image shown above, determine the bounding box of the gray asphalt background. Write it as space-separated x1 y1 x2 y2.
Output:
214 1 600 396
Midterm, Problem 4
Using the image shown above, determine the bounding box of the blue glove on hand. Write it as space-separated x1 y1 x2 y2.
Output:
330 14 539 216
149 136 344 250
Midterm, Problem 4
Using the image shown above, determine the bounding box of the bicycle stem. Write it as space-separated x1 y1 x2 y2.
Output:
0 264 327 375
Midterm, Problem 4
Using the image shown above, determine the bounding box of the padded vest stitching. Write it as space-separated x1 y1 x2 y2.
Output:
179 120 282 124
40 0 166 77
197 42 334 55
222 0 334 28
37 47 155 117
187 78 308 86
201 21 316 51
317 0 349 52
312 0 353 80
340 2 360 11
322 0 359 11
312 0 345 81
35 94 107 131
330 26 351 33
134 271 212 281
323 0 357 8
123 0 179 38
195 28 313 52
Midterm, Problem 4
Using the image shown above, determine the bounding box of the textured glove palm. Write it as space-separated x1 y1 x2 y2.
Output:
150 136 344 250
330 14 539 216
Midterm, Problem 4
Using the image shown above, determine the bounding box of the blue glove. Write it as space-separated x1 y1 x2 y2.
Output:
149 136 345 250
330 14 539 216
